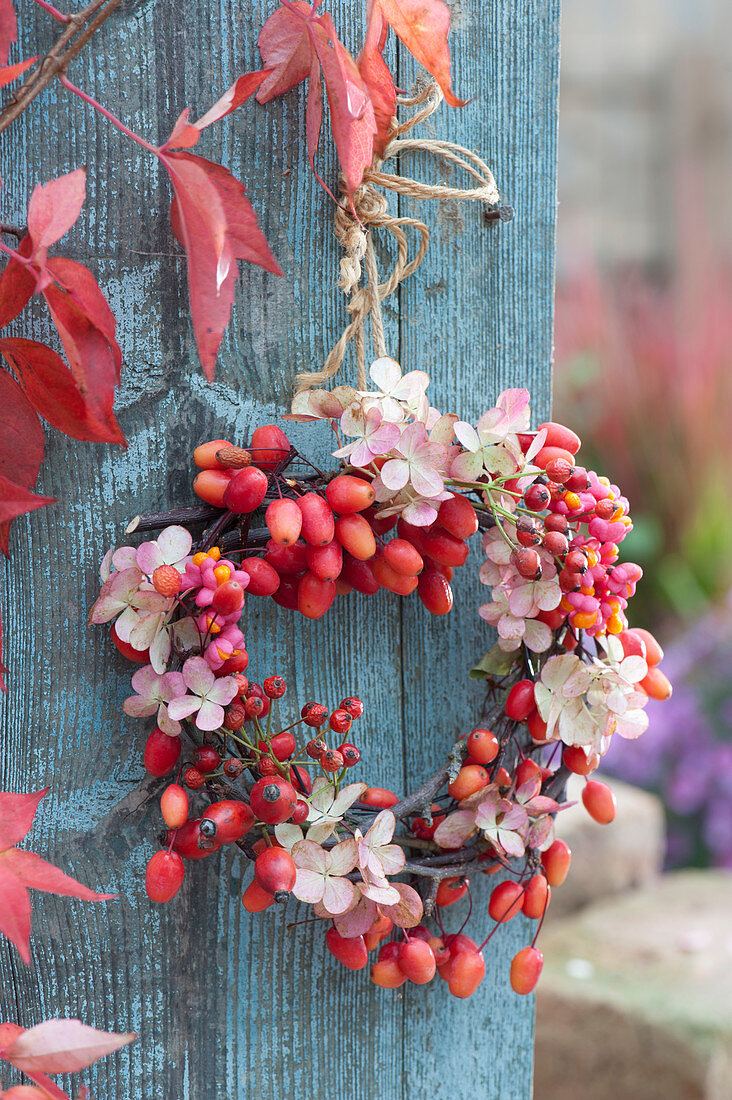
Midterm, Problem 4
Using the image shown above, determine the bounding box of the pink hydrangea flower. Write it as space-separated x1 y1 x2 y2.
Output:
377 422 448 499
122 664 186 735
479 586 553 652
135 525 192 578
332 406 401 468
89 568 169 642
450 389 532 481
290 838 358 915
473 788 528 858
360 356 430 421
166 656 238 731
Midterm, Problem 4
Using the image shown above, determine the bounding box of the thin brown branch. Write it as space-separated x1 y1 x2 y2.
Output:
0 0 123 136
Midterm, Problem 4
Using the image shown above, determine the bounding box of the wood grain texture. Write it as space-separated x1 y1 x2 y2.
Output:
0 0 559 1096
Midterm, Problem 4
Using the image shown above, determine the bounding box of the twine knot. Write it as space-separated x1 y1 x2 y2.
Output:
295 83 500 394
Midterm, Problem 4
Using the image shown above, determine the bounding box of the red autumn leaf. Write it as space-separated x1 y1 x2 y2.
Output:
0 55 36 89
0 476 54 527
0 235 34 329
257 2 376 195
0 789 117 965
0 338 122 445
158 145 282 379
163 72 269 154
0 370 45 555
0 1087 55 1099
26 169 86 253
374 0 465 108
358 6 395 158
0 0 16 67
0 1020 135 1077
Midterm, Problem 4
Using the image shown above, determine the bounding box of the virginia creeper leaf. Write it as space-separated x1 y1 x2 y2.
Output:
26 169 86 252
0 1019 135 1076
0 236 34 330
0 789 116 964
0 55 37 89
375 0 465 107
358 7 395 158
46 258 121 383
0 371 45 555
160 148 283 379
256 1 314 102
0 0 16 67
0 338 123 444
193 69 270 132
0 1087 57 1098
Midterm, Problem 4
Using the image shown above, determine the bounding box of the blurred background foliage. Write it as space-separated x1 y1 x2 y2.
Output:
554 0 732 867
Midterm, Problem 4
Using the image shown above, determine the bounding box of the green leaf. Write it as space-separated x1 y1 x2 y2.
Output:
469 643 521 679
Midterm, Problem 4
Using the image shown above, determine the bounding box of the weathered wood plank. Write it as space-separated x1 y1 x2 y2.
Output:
0 0 559 1096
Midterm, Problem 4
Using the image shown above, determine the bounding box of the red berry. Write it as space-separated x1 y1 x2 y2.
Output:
564 549 588 574
171 819 218 859
265 497 302 545
627 627 664 667
263 675 286 699
542 530 569 557
466 728 499 765
523 482 551 511
182 765 205 790
249 424 291 471
302 702 329 728
200 800 255 844
437 493 478 539
211 580 245 616
505 679 536 721
223 703 246 730
515 758 541 787
435 876 468 908
545 456 574 483
541 839 571 886
220 650 250 675
223 466 269 514
535 444 577 472
410 804 445 840
417 568 453 615
565 465 590 492
257 731 296 761
448 764 489 801
297 493 335 546
448 949 485 998
341 553 381 595
289 764 312 796
111 622 150 663
383 538 424 577
544 512 569 533
255 847 297 898
298 572 337 619
194 438 234 470
562 745 598 775
326 928 368 970
325 474 376 514
398 939 436 984
372 553 419 595
329 709 352 735
516 516 544 546
527 710 550 743
488 880 524 922
321 749 344 772
144 727 181 777
582 779 617 824
340 696 364 719
292 798 309 825
258 758 279 776
146 850 185 903
242 879 275 912
536 421 581 455
306 540 343 582
338 743 360 767
306 737 327 759
250 777 297 824
514 547 542 580
422 527 469 568
272 576 300 610
264 539 308 575
152 564 182 597
232 673 249 697
359 787 399 808
193 468 232 507
193 746 220 774
371 956 407 988
223 757 244 778
160 784 189 829
363 913 393 952
510 946 543 994
522 874 550 920
335 513 376 561
639 666 672 701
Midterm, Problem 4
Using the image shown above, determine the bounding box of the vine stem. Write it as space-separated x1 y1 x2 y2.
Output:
0 0 124 136
59 74 159 154
32 0 69 21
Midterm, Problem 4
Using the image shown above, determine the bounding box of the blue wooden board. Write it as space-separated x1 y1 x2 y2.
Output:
0 0 559 1096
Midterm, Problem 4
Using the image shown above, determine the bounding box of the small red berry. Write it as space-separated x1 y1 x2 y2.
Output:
160 783 189 829
564 549 588 574
146 850 185 903
510 946 543 994
263 675 286 699
321 749 344 772
144 727 181 777
245 696 266 719
466 728 499 765
514 547 542 580
223 703 246 730
306 738 327 760
504 679 536 722
292 798 309 825
516 516 544 546
255 847 297 899
182 765 205 790
545 456 574 484
152 564 182 597
339 696 364 719
582 779 617 824
258 758 279 776
329 709 352 735
232 673 249 697
193 746 220 774
523 483 551 511
223 757 244 778
338 743 360 767
542 530 569 558
200 800 254 844
301 702 329 727
250 776 297 824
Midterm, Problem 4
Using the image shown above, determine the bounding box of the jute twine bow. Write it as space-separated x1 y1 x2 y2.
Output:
295 82 500 393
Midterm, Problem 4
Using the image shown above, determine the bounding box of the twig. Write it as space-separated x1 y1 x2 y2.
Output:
0 0 124 136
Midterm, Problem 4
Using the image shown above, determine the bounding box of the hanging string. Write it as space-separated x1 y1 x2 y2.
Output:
295 83 500 393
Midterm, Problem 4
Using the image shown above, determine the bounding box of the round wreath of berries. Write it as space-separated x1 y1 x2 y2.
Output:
91 357 672 999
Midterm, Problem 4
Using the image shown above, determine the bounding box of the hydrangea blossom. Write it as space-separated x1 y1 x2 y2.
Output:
166 657 238 731
122 665 186 736
290 838 358 915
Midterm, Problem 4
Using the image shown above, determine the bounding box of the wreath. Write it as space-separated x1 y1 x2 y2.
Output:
90 361 671 1000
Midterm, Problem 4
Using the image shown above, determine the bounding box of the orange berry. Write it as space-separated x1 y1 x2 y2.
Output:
448 764 489 801
152 564 182 598
510 946 543 994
